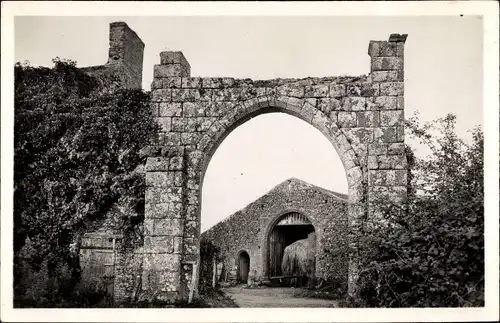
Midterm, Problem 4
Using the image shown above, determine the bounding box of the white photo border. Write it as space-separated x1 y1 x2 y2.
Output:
1 1 498 322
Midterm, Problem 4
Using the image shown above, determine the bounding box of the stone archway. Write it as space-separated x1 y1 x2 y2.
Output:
265 211 316 281
143 34 408 303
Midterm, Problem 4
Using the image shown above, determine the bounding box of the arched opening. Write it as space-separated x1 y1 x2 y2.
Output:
184 97 365 298
201 112 348 233
237 251 250 283
267 212 316 285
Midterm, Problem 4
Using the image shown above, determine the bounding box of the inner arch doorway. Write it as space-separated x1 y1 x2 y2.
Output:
268 212 316 284
237 251 250 283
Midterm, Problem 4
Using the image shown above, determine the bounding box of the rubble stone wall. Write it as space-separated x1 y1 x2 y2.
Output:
201 178 349 286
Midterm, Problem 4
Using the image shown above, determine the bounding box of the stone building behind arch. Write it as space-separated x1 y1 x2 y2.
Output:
201 178 349 288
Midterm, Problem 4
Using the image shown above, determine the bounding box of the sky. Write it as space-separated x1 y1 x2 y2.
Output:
14 16 483 231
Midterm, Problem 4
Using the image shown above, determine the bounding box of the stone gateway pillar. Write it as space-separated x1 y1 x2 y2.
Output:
143 34 408 303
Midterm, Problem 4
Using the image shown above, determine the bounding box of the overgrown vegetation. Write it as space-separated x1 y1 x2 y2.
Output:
353 114 484 307
14 59 158 307
199 239 223 294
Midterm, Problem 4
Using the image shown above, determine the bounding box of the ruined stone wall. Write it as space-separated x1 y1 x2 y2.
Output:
78 206 145 304
81 22 144 90
201 178 349 286
76 22 408 303
144 33 408 302
77 22 146 304
113 247 144 303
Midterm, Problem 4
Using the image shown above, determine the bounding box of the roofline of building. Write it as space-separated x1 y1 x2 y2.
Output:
202 177 347 233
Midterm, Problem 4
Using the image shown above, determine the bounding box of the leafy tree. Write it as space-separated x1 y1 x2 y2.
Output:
14 59 158 306
356 114 484 307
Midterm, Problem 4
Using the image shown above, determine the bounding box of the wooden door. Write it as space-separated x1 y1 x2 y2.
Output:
269 228 286 277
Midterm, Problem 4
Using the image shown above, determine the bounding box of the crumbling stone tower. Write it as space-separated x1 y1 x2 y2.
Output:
82 22 144 89
143 29 409 303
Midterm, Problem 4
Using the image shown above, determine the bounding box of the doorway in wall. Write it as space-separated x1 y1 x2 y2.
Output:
268 212 315 282
237 251 250 283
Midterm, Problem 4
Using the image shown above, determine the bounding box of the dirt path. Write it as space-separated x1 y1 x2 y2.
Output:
221 286 339 308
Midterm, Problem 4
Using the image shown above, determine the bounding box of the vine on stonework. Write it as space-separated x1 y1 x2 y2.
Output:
14 58 158 306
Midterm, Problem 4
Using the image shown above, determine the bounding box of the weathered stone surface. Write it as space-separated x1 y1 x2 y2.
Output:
368 143 388 155
329 84 346 98
171 89 200 102
369 185 407 204
154 64 190 77
182 102 204 117
146 172 171 187
143 253 182 272
380 110 404 126
277 84 304 98
148 218 184 236
202 77 223 89
300 102 317 123
156 117 171 132
305 84 329 98
317 98 341 115
368 155 407 170
370 96 397 110
145 157 169 172
151 89 171 102
159 103 182 117
342 97 366 111
151 78 163 90
160 51 189 65
374 127 401 143
369 41 401 57
347 83 379 97
388 142 405 155
369 71 398 82
162 77 182 89
397 96 404 110
145 201 180 219
368 170 407 186
371 57 403 71
338 112 357 128
169 156 183 170
180 132 201 145
164 133 181 146
181 77 202 88
173 236 183 254
343 128 374 144
144 236 174 254
357 111 380 127
380 82 404 96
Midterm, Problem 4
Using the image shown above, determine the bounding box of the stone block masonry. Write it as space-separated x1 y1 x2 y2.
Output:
144 32 408 303
201 178 349 287
78 23 409 305
81 22 144 90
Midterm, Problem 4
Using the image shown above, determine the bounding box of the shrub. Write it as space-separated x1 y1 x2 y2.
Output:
356 114 484 307
199 239 222 294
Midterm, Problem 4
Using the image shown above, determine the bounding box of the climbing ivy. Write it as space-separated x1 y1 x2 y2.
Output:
14 58 158 306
